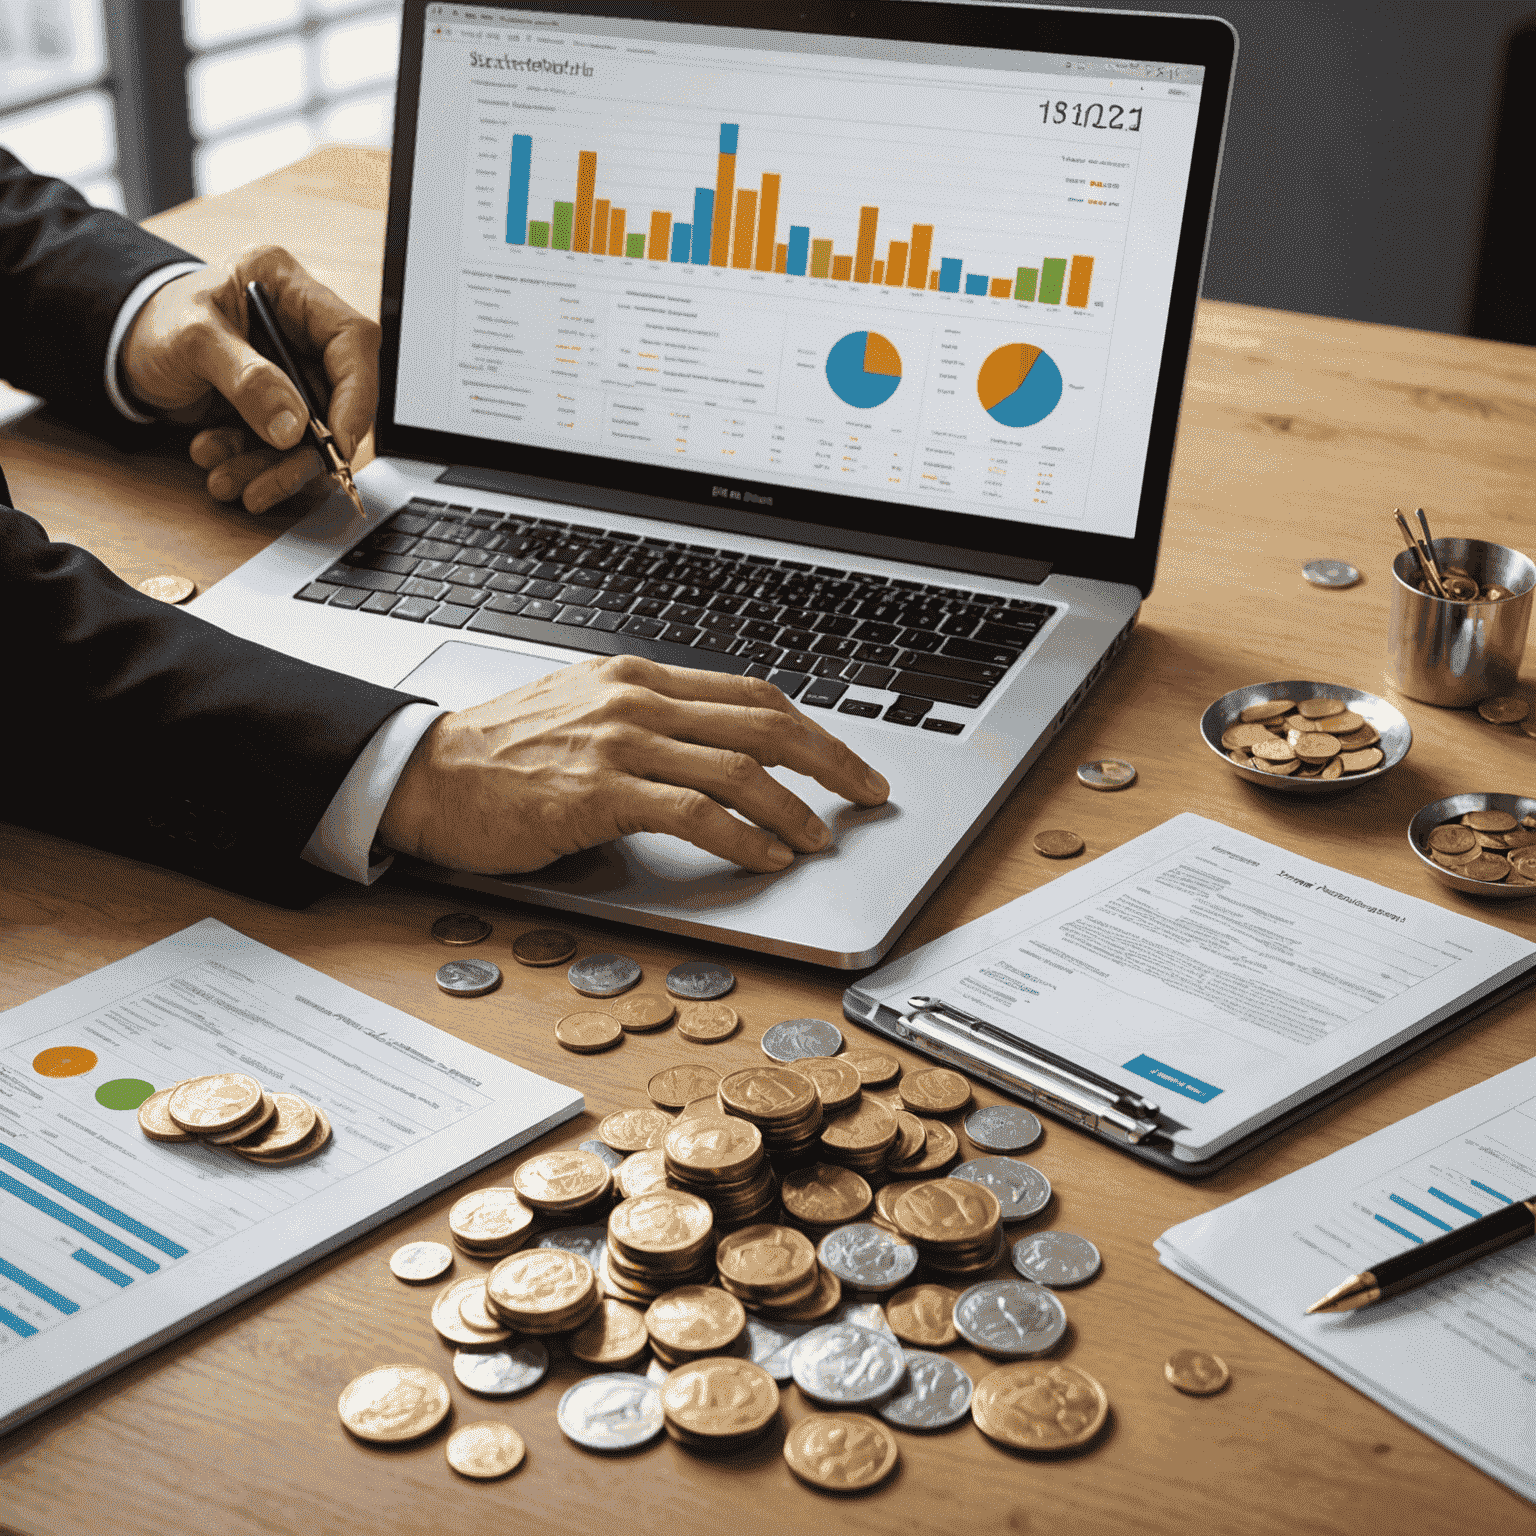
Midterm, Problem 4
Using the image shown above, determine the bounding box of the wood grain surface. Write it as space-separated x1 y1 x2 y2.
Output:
4 147 1536 1536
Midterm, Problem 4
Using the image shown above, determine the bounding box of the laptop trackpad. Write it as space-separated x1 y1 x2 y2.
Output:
397 639 566 709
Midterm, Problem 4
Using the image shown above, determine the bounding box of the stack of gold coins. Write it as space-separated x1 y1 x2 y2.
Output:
717 1066 823 1165
643 1284 747 1369
869 1179 926 1235
604 1189 716 1303
817 1098 900 1182
658 1357 781 1449
779 1164 874 1244
140 1074 331 1165
615 1147 669 1200
511 1149 613 1224
484 1247 602 1334
793 1056 863 1116
447 1187 535 1259
715 1223 821 1314
661 1113 779 1231
890 1178 1004 1277
885 1118 959 1179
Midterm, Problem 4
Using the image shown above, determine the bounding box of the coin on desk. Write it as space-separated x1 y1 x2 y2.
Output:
843 1049 902 1087
137 573 197 605
790 1321 906 1407
676 1002 739 1043
1033 829 1085 858
556 1372 663 1450
784 1411 899 1491
446 1420 525 1479
390 1240 453 1284
899 1067 973 1116
665 960 736 1000
608 994 676 1032
430 912 491 946
453 1339 549 1396
337 1364 451 1443
569 952 642 997
598 1106 673 1153
954 1279 1067 1358
647 1064 723 1110
511 927 577 966
436 958 501 997
951 1157 1052 1222
1077 758 1137 791
761 1017 844 1061
885 1284 959 1348
878 1349 973 1432
554 1010 623 1054
1479 695 1530 725
964 1104 1043 1153
970 1362 1109 1451
1164 1348 1230 1395
1302 558 1360 588
1011 1231 1101 1288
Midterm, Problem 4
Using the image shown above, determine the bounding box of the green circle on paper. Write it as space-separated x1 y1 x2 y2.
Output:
95 1078 156 1110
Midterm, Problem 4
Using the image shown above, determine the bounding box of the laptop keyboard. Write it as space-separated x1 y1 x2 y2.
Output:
293 498 1056 730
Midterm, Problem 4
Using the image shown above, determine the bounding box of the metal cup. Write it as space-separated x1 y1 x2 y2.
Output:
1387 537 1535 706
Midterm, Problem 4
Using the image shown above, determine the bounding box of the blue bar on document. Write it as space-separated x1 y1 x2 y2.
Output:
786 225 810 276
0 1143 187 1258
670 222 692 261
1120 1054 1222 1103
719 123 739 155
71 1248 133 1287
0 1255 78 1313
691 189 714 263
1471 1179 1515 1204
507 133 533 243
964 273 989 295
0 1303 38 1338
1388 1193 1452 1232
0 1170 160 1273
1374 1213 1424 1244
938 258 963 293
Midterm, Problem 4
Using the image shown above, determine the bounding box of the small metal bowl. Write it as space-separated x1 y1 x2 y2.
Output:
1407 793 1536 900
1200 680 1412 796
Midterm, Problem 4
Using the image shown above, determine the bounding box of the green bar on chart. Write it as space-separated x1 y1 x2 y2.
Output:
1039 257 1066 304
625 232 646 258
528 220 550 248
551 201 574 250
1015 266 1037 300
810 238 833 278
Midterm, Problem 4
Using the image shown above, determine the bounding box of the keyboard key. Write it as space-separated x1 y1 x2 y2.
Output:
890 671 988 708
735 640 784 667
779 649 817 673
700 611 743 634
296 582 339 602
743 662 773 680
801 678 848 708
486 593 529 615
899 627 944 652
560 584 600 607
850 664 897 690
525 579 563 599
813 614 856 637
426 603 476 628
327 587 368 609
389 512 432 535
523 598 563 620
447 565 489 587
884 695 931 726
588 610 625 632
361 591 399 614
592 590 634 612
739 619 781 642
811 656 848 679
854 642 897 665
557 605 597 626
943 636 1022 667
445 584 488 608
813 635 857 659
853 620 901 645
768 670 810 699
661 603 704 624
355 551 417 576
399 577 446 600
324 566 402 594
838 699 882 718
898 651 1006 685
630 596 668 618
694 632 738 654
663 623 702 645
391 596 439 622
922 718 965 735
486 572 527 595
976 620 1039 648
621 616 666 639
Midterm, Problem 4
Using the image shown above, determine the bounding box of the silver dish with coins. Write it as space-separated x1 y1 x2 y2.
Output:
1407 793 1536 901
1200 680 1411 796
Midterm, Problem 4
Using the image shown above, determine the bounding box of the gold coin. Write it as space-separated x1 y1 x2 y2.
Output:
230 1092 316 1154
1296 697 1345 719
167 1072 264 1132
599 1106 674 1153
1221 721 1272 751
892 1179 1001 1245
716 1224 818 1290
486 1249 596 1325
1251 756 1299 776
513 1149 612 1210
758 1263 842 1321
389 1241 453 1283
568 1298 650 1365
1339 747 1383 773
676 1002 739 1043
1033 829 1084 858
843 1049 902 1087
1237 699 1292 723
1478 695 1530 724
646 1285 746 1353
663 1113 764 1178
1293 733 1340 763
972 1362 1110 1450
661 1358 779 1441
783 1413 899 1491
609 1189 714 1255
1250 736 1296 763
794 1055 863 1114
1462 853 1512 882
718 1066 818 1122
678 1095 718 1119
1333 723 1379 749
511 927 578 966
780 1164 874 1226
820 1098 898 1153
432 1276 511 1345
875 1179 929 1228
239 1104 331 1164
1465 810 1519 832
458 1280 506 1334
616 1147 670 1199
1324 711 1365 735
445 1420 525 1479
899 1068 973 1116
555 1010 623 1054
886 1283 959 1347
338 1364 451 1443
648 1064 722 1109
891 1110 927 1163
136 1084 193 1142
1428 824 1478 854
137 573 196 605
449 1187 534 1248
202 1092 276 1146
608 994 676 1032
890 1116 957 1174
1164 1348 1230 1395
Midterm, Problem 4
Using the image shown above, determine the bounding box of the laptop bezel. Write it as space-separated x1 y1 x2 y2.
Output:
377 0 1236 598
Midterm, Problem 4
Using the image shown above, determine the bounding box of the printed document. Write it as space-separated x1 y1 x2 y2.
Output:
857 814 1536 1157
1157 1055 1536 1502
0 919 582 1433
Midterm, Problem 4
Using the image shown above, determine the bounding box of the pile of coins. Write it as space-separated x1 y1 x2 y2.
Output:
1221 695 1384 778
448 1186 535 1258
485 1247 603 1333
817 1097 899 1179
717 1065 824 1161
136 1072 331 1165
662 1113 779 1230
1421 808 1536 885
659 1357 780 1449
512 1149 614 1223
1477 694 1536 739
644 1284 747 1369
1408 561 1515 602
890 1178 1005 1278
605 1190 717 1302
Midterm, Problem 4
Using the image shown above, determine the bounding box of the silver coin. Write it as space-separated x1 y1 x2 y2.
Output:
453 1339 549 1396
430 912 492 945
790 1321 906 1407
744 1316 816 1381
963 1104 1043 1154
436 958 502 997
389 1240 453 1283
568 953 642 998
579 1137 626 1170
1075 758 1137 792
953 1279 1067 1358
817 1223 918 1293
556 1372 664 1450
951 1156 1051 1221
878 1350 973 1431
1302 558 1360 588
831 1301 896 1339
645 1357 669 1387
760 1018 844 1061
535 1224 609 1274
664 960 736 1000
1011 1231 1102 1288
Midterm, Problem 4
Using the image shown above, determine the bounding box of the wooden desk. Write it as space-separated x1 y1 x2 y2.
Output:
4 148 1536 1536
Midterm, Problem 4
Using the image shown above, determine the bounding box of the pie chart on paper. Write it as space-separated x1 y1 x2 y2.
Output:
825 330 902 408
977 343 1063 428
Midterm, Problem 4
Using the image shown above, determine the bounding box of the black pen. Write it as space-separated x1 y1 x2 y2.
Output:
243 279 366 518
1306 1194 1536 1314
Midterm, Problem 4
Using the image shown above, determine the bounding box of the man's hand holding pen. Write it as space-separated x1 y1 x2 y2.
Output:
120 244 379 515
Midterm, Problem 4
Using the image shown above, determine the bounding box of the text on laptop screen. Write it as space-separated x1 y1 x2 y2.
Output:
397 5 1206 542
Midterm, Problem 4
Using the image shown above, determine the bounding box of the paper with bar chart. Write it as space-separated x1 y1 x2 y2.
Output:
0 919 581 1433
1157 1056 1536 1502
397 9 1205 537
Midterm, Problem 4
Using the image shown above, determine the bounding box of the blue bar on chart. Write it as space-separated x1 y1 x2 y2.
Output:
1472 1179 1514 1204
72 1249 133 1288
965 273 990 296
719 123 739 155
1429 1186 1484 1219
0 1170 160 1274
0 1255 78 1314
0 1143 187 1259
1388 1193 1452 1233
939 258 963 293
1374 1213 1423 1244
691 189 715 263
506 133 532 244
0 1304 37 1339
786 225 810 277
669 222 692 261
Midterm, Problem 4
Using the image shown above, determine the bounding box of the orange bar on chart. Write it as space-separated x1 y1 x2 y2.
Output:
732 189 757 268
608 209 626 256
711 152 736 265
886 240 909 288
774 242 788 273
907 223 933 288
928 271 939 289
754 173 780 271
649 210 672 260
872 260 884 285
831 254 853 281
853 206 879 282
990 277 1012 298
573 150 597 252
592 199 610 256
1067 254 1095 307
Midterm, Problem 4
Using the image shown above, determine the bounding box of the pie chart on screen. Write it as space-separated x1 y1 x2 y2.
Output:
977 343 1063 428
825 330 902 408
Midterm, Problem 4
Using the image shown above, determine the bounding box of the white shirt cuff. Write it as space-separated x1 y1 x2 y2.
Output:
103 261 207 422
301 702 448 884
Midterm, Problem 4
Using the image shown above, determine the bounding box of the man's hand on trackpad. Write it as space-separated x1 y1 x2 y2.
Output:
376 655 890 874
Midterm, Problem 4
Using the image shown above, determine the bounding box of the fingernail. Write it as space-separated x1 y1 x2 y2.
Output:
864 769 890 799
209 473 232 498
268 410 300 448
804 815 831 850
767 841 794 868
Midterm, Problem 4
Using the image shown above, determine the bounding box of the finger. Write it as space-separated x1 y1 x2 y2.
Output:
190 426 247 470
181 311 309 452
626 736 830 853
240 446 324 515
206 445 282 502
618 779 795 872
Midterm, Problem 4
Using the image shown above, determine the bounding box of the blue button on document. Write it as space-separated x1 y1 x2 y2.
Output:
1122 1055 1223 1103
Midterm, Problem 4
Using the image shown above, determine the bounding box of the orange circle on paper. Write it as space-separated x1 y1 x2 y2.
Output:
33 1046 99 1078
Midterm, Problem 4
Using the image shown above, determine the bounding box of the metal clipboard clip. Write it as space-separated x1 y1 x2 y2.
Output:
896 996 1163 1145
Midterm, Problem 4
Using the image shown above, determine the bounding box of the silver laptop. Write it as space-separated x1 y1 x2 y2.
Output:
192 0 1235 968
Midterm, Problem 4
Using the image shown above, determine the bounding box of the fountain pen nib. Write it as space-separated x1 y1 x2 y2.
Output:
335 464 366 519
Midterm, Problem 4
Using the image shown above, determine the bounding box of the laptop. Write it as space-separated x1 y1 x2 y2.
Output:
191 0 1236 968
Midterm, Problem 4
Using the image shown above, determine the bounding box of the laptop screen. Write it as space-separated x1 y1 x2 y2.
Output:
381 2 1233 591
